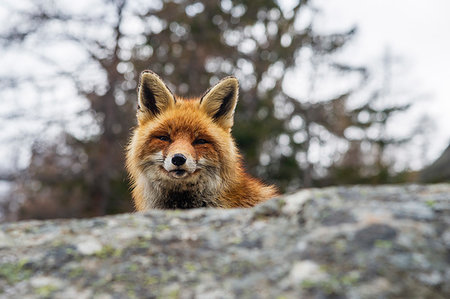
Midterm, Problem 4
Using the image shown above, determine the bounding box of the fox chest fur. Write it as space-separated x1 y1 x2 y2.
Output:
126 71 278 210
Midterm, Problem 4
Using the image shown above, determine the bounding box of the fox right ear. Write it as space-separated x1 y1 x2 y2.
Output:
137 71 175 122
200 76 239 129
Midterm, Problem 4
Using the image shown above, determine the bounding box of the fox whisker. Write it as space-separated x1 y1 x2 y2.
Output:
140 160 163 170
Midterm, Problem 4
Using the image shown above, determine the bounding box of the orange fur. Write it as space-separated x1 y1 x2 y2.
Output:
126 71 278 210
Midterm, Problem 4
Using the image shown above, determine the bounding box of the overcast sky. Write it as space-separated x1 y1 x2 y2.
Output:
314 0 450 161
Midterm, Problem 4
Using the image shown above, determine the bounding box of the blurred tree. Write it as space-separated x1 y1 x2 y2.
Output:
0 0 419 220
325 50 417 185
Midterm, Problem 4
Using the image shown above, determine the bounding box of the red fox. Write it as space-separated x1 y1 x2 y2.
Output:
126 70 278 210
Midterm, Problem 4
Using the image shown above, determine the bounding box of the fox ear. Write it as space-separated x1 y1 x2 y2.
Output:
137 71 175 122
200 76 239 129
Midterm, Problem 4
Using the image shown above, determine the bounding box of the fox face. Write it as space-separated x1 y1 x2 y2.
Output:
126 71 241 210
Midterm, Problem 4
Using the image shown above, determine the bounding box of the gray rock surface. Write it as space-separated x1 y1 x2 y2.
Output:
0 184 449 299
421 144 450 183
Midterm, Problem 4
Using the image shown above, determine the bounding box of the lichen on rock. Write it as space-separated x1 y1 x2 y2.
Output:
0 184 449 298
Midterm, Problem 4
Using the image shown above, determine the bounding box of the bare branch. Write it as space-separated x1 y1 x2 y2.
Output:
0 173 15 182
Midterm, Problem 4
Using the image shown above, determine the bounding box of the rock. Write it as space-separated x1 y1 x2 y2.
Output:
0 184 449 298
420 144 450 183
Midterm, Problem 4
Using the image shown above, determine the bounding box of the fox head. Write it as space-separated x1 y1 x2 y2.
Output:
126 71 241 209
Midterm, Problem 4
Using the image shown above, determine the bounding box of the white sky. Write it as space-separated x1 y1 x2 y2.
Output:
314 0 450 161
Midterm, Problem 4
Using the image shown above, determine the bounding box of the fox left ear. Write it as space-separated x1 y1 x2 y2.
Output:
137 70 175 123
200 76 239 129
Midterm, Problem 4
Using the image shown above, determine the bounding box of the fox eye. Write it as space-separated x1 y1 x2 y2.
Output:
157 135 170 142
193 139 208 145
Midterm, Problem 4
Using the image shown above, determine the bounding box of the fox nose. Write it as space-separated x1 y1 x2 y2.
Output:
171 153 186 166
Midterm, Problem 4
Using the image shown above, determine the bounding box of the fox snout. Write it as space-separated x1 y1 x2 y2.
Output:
163 152 196 178
162 139 197 179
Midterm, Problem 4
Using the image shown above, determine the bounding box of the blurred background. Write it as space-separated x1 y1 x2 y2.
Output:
0 0 449 222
